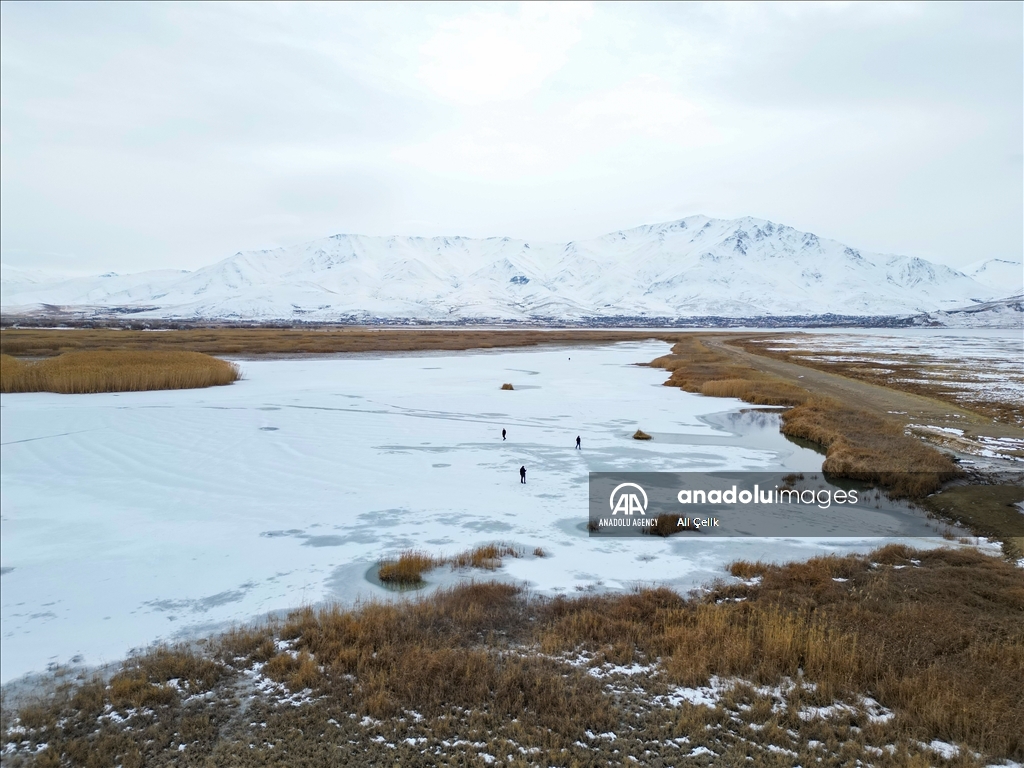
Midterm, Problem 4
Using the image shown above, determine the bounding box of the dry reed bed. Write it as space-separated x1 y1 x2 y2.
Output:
0 351 239 393
650 338 959 498
4 546 1021 766
781 396 959 497
0 327 675 357
650 336 809 407
378 544 522 585
200 545 1024 759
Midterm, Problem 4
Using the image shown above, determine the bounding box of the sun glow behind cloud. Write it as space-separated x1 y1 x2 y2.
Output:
417 3 592 104
0 1 1020 273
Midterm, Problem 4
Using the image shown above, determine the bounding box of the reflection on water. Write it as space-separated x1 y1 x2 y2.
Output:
721 409 827 456
646 408 825 471
782 432 826 456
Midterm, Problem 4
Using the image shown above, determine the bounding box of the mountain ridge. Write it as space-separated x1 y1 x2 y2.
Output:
2 216 1018 323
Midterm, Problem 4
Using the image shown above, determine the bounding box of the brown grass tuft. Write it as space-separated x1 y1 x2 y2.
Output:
500 382 514 390
1 350 239 393
449 543 521 570
264 649 322 691
377 550 442 585
700 377 809 406
133 647 224 689
219 625 276 663
632 429 651 440
1 353 28 378
377 544 523 584
106 647 223 709
728 560 771 578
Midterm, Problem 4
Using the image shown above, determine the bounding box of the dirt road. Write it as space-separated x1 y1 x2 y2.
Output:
703 335 1019 437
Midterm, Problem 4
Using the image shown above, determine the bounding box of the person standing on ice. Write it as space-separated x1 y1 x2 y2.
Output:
502 429 507 440
520 465 526 484
575 436 581 450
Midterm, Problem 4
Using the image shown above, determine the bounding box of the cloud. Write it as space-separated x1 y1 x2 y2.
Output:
416 3 592 104
565 75 718 144
0 2 1019 271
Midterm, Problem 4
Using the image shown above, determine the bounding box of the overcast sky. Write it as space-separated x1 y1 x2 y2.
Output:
1 1 1021 274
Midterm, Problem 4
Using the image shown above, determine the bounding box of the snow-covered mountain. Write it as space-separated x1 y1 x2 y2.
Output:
913 294 1024 329
0 216 1007 322
961 257 1024 295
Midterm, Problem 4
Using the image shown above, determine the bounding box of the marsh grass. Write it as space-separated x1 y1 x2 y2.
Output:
448 543 521 570
632 428 652 440
6 546 1021 766
700 377 809 405
377 544 523 584
0 327 676 357
652 338 960 499
651 336 809 406
781 397 959 497
728 560 771 579
500 382 514 390
0 350 239 393
377 550 443 585
539 546 1024 757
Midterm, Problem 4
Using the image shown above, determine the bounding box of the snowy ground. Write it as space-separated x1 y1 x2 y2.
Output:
0 341 963 683
770 329 1024 419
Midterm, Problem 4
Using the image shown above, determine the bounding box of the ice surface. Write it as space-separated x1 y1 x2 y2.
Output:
0 341 960 682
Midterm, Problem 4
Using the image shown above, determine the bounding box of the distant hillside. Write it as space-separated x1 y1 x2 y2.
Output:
912 294 1023 329
1 216 1006 323
962 257 1024 295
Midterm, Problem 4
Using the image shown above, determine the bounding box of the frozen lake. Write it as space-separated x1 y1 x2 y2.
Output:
0 341 956 683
